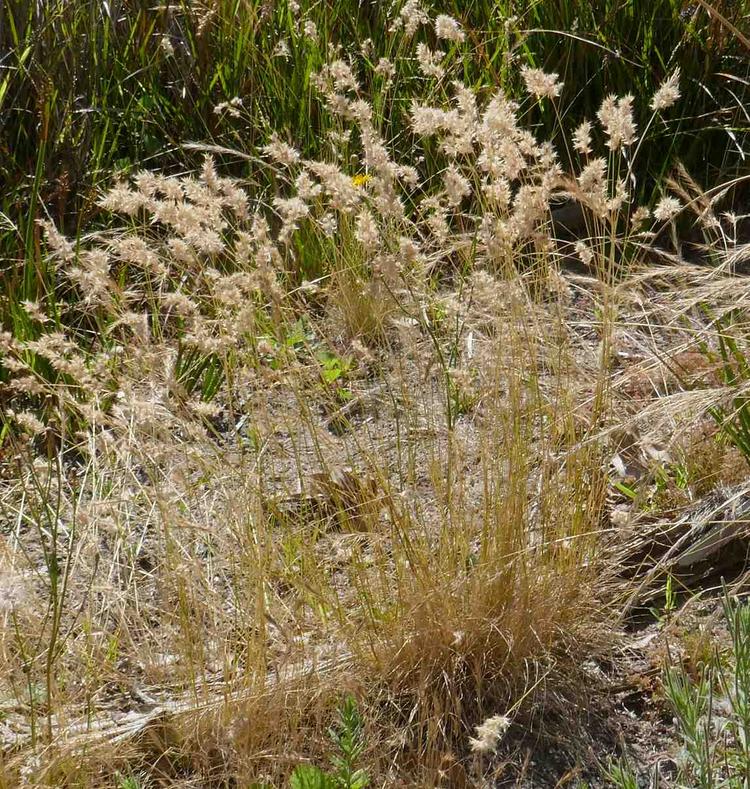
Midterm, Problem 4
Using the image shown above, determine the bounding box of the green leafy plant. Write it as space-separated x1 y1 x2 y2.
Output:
611 590 750 788
605 756 639 789
663 660 716 787
115 773 147 789
268 319 316 370
174 344 226 402
664 590 750 787
316 349 353 402
290 696 370 789
649 573 678 625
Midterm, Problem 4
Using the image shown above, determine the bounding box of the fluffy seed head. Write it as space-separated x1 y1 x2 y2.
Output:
375 57 396 81
575 240 594 266
443 164 472 207
597 94 637 150
573 120 593 155
355 209 380 252
630 206 651 228
8 409 46 437
578 157 607 194
435 14 465 43
416 43 445 80
392 0 430 37
653 195 682 222
262 133 301 167
303 20 317 40
521 66 563 100
469 714 511 753
650 68 681 112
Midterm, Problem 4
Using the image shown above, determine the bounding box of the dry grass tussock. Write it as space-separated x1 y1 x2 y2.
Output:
1 7 750 785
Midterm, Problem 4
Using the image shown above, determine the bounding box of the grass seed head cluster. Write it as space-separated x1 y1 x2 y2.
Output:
0 2 749 785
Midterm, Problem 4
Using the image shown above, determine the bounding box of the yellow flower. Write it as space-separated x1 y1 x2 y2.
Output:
351 173 371 187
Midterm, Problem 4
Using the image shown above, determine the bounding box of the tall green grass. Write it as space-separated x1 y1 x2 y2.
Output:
1 0 749 328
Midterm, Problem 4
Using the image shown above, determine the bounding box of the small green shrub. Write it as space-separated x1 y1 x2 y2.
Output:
605 757 639 789
290 696 370 789
651 591 750 787
609 590 750 788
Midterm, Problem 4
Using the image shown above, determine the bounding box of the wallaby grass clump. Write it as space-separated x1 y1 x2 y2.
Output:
1 2 750 786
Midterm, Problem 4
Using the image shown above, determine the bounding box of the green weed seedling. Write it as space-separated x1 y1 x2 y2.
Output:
663 661 716 787
605 756 639 789
664 590 750 787
649 574 678 626
290 696 370 789
316 349 353 403
115 773 147 789
611 589 750 788
269 319 316 370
